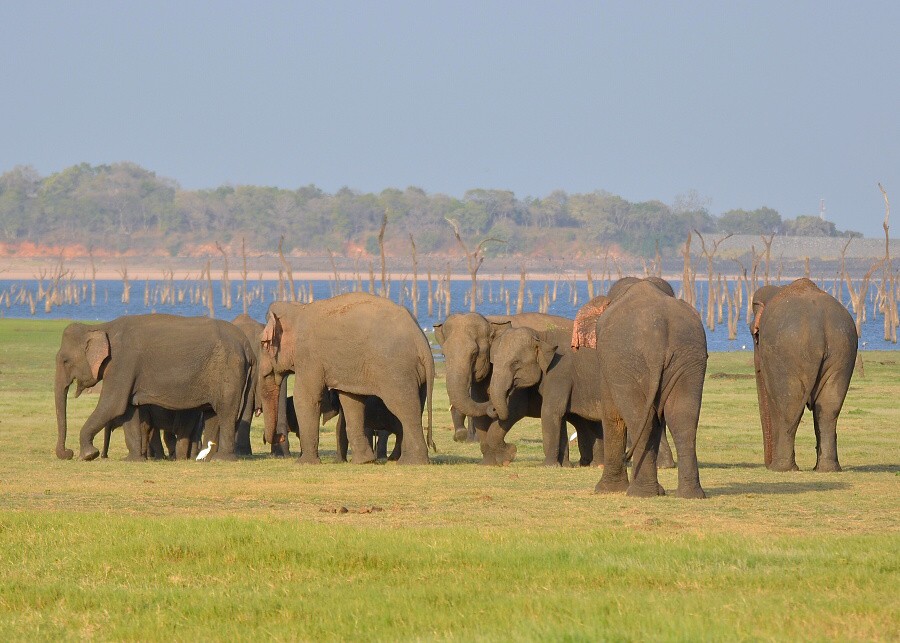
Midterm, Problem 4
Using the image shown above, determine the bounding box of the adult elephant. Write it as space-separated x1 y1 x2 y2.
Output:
433 312 574 465
750 278 857 472
488 327 604 466
591 278 707 498
54 314 256 461
258 292 434 465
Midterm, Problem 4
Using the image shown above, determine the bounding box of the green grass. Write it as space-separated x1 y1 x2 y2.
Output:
0 319 898 640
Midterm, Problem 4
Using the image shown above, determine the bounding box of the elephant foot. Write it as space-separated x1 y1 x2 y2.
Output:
211 452 237 461
56 447 75 460
397 451 429 465
352 453 377 465
79 446 100 461
767 459 800 472
626 482 665 498
542 457 562 467
297 454 322 465
123 453 146 462
387 453 401 462
594 475 629 494
453 429 469 443
676 485 707 499
481 444 516 466
814 460 842 473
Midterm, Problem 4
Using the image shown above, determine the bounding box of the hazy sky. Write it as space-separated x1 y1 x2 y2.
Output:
2 1 898 236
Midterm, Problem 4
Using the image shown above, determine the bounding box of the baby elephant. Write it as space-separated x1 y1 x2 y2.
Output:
283 392 403 462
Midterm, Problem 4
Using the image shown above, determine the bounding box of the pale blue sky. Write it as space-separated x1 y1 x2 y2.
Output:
1 1 897 236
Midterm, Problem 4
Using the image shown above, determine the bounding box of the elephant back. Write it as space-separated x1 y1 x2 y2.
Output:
571 295 610 350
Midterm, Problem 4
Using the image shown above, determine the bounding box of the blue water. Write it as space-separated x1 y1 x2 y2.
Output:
0 278 895 352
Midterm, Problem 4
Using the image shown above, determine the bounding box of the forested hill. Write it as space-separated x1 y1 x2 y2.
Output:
0 162 861 258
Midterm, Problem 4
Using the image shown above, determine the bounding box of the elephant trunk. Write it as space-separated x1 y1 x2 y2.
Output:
445 364 494 419
260 374 281 445
54 361 75 460
487 371 512 422
753 346 774 467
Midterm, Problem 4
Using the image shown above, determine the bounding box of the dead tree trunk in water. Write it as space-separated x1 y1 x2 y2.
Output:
409 234 419 319
215 242 232 309
761 233 775 287
694 231 732 331
446 217 504 313
241 238 249 315
378 212 389 297
278 237 295 302
516 267 526 314
879 183 898 343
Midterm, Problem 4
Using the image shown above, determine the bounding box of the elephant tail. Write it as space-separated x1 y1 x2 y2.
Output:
622 366 663 464
426 355 436 453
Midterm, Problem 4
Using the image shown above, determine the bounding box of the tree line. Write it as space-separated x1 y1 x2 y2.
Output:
0 162 861 257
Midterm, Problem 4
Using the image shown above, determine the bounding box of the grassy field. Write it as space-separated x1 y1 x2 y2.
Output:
0 318 897 641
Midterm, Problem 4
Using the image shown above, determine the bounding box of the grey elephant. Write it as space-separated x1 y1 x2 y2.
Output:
488 326 604 466
433 312 575 465
750 278 857 472
258 292 434 465
54 314 256 461
589 278 707 498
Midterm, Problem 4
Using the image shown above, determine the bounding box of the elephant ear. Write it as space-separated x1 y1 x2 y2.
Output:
84 330 110 380
751 302 765 344
261 313 283 359
535 339 558 373
571 297 608 350
433 323 445 346
489 320 512 340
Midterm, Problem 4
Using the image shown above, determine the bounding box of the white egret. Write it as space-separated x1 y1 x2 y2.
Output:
196 441 215 461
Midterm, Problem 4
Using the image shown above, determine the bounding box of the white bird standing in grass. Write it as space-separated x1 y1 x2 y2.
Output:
196 441 215 461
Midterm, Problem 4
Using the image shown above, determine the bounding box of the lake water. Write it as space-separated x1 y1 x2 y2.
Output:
1 278 896 352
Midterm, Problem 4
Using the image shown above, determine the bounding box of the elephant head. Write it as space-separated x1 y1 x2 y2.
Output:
433 313 507 419
487 328 557 421
55 323 110 459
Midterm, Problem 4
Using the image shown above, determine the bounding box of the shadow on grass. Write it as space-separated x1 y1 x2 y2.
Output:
698 461 766 470
843 464 899 474
705 480 850 496
430 454 484 465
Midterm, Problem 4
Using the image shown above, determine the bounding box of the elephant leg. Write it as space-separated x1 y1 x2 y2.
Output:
450 405 469 443
78 387 132 461
765 376 806 472
658 423 676 469
572 417 601 467
664 375 706 499
123 406 147 461
374 430 389 460
163 430 177 460
101 423 113 459
481 420 518 466
540 413 565 467
595 410 629 494
335 411 349 463
811 404 841 472
234 417 252 457
626 413 664 498
294 379 323 465
382 384 429 465
148 428 165 460
340 393 375 464
202 415 221 458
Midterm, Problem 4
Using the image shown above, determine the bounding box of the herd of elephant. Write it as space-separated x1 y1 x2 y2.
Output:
54 276 859 499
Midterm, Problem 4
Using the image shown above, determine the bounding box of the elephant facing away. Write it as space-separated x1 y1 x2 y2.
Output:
54 314 256 461
750 278 857 472
433 312 574 466
259 292 434 465
591 278 707 498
